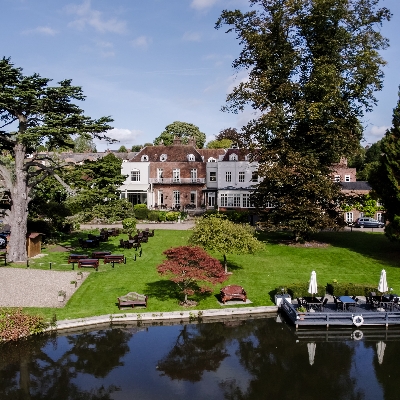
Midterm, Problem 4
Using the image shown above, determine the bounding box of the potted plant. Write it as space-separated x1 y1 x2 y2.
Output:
70 280 77 288
58 290 66 302
77 271 83 280
297 306 307 320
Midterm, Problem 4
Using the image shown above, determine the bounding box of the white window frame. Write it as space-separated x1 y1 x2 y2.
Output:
190 169 197 182
345 175 351 182
334 175 341 182
130 170 140 182
141 155 148 162
345 212 353 222
209 171 216 182
157 168 163 181
160 154 167 162
173 169 180 182
188 154 195 161
242 193 251 208
208 157 216 162
229 153 238 161
226 171 232 183
376 212 383 222
238 171 245 183
173 190 180 207
251 171 258 182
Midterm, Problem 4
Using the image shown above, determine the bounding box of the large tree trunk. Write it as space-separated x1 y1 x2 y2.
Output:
7 144 30 262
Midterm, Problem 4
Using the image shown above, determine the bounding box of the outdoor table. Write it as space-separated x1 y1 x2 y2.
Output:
68 254 89 270
338 296 356 311
302 297 322 311
91 251 112 259
372 296 392 311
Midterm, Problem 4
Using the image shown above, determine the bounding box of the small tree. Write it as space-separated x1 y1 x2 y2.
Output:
157 246 228 305
189 214 263 273
122 217 137 236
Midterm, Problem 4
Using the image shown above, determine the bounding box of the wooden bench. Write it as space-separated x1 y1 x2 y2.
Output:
91 251 112 259
118 292 148 309
104 254 125 265
78 258 99 271
68 254 89 269
220 285 247 304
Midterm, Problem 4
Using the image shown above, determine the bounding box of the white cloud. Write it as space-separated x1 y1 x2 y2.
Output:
131 35 152 48
369 125 390 137
191 0 219 10
182 31 202 42
22 26 58 36
66 0 127 34
104 128 143 145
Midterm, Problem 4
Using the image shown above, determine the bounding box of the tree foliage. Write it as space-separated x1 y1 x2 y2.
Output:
370 90 400 240
0 57 113 260
216 0 390 241
206 138 233 149
74 136 97 153
188 214 263 272
157 246 228 303
153 121 206 148
215 127 243 147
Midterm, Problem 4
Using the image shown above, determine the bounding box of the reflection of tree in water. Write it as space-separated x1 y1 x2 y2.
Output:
365 339 400 400
157 323 230 382
64 329 131 378
0 328 133 399
220 319 363 400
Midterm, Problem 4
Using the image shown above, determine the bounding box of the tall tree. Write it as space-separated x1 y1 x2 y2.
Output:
370 91 400 240
189 214 263 273
216 0 390 240
215 127 243 147
153 121 206 148
73 135 97 153
206 138 233 149
0 58 113 261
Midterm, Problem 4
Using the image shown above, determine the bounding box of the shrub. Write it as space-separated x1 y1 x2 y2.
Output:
274 283 325 298
158 211 167 222
147 210 159 221
133 204 149 220
0 308 48 341
166 211 180 221
326 282 377 296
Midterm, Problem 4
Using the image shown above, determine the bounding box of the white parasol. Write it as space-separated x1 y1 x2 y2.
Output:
378 269 388 294
376 341 386 365
308 270 318 298
307 342 316 366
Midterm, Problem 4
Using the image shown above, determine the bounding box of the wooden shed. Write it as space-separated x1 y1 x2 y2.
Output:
26 232 44 258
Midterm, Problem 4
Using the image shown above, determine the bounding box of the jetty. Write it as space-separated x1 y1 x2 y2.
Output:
280 297 400 329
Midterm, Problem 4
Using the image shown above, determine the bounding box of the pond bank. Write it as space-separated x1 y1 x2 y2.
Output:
51 306 278 333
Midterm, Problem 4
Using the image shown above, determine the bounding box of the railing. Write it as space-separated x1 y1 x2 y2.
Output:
149 178 205 184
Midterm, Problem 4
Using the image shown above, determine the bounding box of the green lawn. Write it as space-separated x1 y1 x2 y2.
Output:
10 229 400 321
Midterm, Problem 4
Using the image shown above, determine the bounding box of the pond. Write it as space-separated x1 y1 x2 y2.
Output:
0 314 399 400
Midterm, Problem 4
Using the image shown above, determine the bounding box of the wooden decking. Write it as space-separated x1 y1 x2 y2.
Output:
280 298 400 329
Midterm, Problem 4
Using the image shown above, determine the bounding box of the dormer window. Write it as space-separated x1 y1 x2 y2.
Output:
141 155 149 162
229 153 238 161
187 154 195 161
160 154 167 162
208 157 216 162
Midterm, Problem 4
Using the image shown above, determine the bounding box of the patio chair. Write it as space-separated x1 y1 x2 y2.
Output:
321 298 328 310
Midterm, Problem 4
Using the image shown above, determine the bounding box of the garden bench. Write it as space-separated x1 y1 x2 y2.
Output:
104 254 126 265
91 251 112 259
220 285 247 304
78 258 99 271
68 254 88 269
118 292 148 309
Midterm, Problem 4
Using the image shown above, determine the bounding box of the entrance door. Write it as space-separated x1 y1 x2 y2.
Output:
207 193 215 207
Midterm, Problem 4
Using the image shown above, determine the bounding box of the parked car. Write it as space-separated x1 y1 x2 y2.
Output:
0 234 7 249
354 217 384 228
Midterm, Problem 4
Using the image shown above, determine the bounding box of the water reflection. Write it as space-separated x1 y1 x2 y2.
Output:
0 316 399 399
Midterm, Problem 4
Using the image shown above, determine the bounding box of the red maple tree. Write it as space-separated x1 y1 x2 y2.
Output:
157 246 228 304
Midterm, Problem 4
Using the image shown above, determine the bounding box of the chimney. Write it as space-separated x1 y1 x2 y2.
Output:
173 136 182 145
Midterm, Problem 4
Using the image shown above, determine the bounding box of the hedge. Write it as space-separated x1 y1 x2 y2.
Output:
326 282 378 297
274 283 325 299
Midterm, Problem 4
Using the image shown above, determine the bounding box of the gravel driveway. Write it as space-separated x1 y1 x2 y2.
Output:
0 268 87 308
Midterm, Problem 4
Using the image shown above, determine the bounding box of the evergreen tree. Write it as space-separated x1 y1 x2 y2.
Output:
370 90 400 240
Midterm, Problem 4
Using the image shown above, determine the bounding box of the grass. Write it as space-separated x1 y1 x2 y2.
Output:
8 228 400 322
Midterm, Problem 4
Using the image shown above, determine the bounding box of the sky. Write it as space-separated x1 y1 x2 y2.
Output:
1 0 399 151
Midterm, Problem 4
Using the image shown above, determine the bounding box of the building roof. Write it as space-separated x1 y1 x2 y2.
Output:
129 144 204 162
340 181 372 191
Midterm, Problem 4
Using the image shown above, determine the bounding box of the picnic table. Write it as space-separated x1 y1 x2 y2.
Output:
78 258 99 271
220 285 247 304
68 254 89 270
104 254 125 267
91 251 112 259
